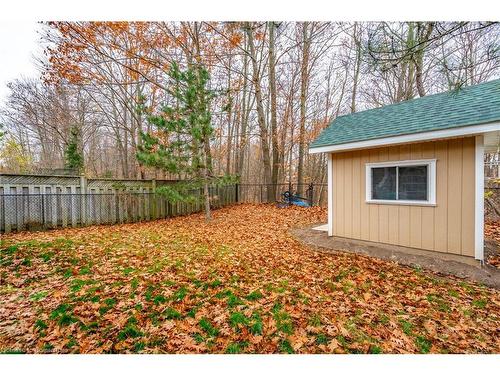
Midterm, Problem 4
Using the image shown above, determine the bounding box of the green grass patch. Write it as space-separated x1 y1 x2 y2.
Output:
315 333 329 345
271 302 282 314
70 279 89 293
172 286 188 302
2 245 19 255
21 258 32 267
35 319 48 331
43 343 54 352
245 290 263 301
472 299 487 309
273 310 293 335
62 269 73 279
215 289 233 299
117 317 143 341
229 312 249 329
65 336 78 350
133 341 146 353
208 279 222 288
458 282 475 293
399 319 413 336
50 303 78 326
199 318 219 337
99 297 117 315
122 267 135 275
225 341 248 354
144 285 156 302
30 291 48 302
412 265 423 274
153 295 167 305
58 314 78 326
227 294 244 308
308 314 322 327
81 321 99 332
369 345 382 354
216 289 244 307
40 252 54 262
336 335 349 348
149 311 161 326
278 339 294 354
193 333 205 344
53 238 75 248
335 269 349 282
79 265 91 275
131 278 140 290
245 312 261 335
427 294 451 312
164 307 182 320
415 336 432 353
186 306 198 318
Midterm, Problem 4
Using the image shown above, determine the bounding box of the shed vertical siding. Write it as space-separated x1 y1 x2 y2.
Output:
330 137 476 257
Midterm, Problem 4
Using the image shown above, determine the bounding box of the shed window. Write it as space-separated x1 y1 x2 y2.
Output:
366 159 436 205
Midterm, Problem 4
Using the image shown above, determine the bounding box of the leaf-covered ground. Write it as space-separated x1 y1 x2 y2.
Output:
0 204 499 354
485 221 500 268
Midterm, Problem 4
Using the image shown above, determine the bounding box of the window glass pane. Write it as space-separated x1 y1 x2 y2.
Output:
398 165 428 201
372 167 396 200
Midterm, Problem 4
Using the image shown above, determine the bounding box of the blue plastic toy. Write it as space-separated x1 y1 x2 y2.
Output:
278 190 311 208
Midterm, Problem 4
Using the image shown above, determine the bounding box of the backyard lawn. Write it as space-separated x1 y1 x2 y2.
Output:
0 204 499 354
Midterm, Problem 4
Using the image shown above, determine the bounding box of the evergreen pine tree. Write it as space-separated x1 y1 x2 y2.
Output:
137 62 234 221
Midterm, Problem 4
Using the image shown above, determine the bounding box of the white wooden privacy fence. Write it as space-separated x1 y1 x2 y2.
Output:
0 173 238 233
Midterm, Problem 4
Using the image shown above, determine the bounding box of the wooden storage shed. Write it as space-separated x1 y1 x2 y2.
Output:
310 79 500 262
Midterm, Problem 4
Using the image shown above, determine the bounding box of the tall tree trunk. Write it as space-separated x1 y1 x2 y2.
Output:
297 22 311 194
236 34 249 178
406 22 416 100
415 22 434 97
268 21 279 201
245 22 272 198
351 22 362 113
225 54 233 175
202 154 211 221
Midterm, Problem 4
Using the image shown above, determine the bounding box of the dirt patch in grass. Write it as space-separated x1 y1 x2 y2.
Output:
1 204 499 353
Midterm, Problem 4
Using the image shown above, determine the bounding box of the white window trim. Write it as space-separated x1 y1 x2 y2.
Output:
365 159 437 206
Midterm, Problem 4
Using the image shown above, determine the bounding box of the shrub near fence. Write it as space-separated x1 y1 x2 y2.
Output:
0 185 238 233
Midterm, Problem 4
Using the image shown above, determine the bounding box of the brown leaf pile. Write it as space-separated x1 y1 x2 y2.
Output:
1 204 499 354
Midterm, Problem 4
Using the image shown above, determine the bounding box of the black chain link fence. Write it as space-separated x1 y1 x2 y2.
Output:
236 183 328 207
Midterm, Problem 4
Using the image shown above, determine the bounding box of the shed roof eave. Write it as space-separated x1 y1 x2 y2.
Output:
308 121 500 154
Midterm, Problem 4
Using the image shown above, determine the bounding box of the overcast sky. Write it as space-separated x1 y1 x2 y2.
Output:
0 21 43 105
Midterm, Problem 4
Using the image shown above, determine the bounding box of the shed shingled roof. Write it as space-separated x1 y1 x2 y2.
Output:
310 79 500 149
